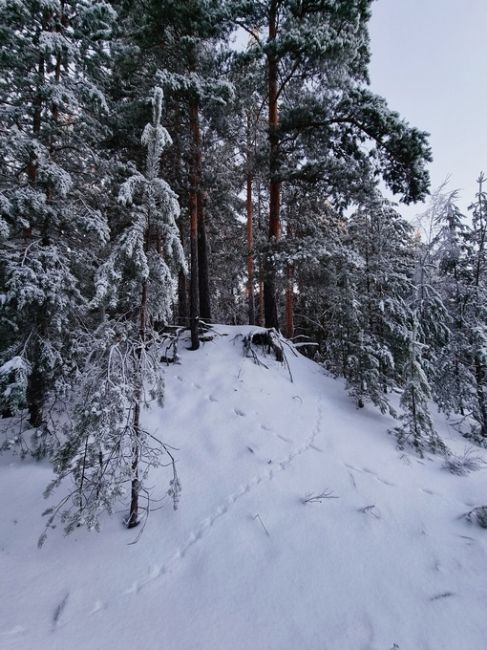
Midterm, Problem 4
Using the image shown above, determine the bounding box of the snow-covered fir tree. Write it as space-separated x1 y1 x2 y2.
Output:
344 195 416 413
0 0 114 453
429 189 472 417
462 174 487 443
392 317 447 456
43 87 186 538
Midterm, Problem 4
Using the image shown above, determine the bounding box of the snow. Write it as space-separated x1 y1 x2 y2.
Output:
1 324 487 650
0 356 27 375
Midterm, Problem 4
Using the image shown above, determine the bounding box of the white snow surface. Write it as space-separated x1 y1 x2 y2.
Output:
1 324 487 650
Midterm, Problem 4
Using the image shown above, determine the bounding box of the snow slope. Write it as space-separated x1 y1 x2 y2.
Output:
1 325 487 650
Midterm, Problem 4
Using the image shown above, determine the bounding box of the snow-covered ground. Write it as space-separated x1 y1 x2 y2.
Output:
1 325 486 650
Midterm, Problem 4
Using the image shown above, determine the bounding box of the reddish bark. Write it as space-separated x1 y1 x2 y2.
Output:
264 0 281 330
197 190 211 321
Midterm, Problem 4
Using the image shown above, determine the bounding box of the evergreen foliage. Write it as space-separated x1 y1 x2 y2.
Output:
2 0 485 542
0 0 114 444
41 87 186 536
391 318 447 456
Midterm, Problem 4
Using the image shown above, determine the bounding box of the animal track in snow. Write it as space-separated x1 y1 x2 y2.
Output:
234 408 246 417
258 425 292 447
117 402 324 600
122 582 141 596
309 443 324 453
362 467 376 475
344 463 395 486
277 434 292 444
375 476 395 487
89 600 106 615
430 591 455 602
344 463 364 473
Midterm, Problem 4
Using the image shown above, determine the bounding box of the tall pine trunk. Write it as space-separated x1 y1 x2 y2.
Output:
189 100 200 350
177 190 188 326
246 169 255 325
173 123 189 326
246 110 255 325
197 189 211 321
264 0 280 330
285 222 294 339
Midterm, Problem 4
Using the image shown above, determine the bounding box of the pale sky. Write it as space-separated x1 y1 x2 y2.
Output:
369 0 487 217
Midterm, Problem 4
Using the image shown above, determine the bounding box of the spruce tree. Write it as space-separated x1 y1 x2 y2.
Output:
392 318 447 456
429 189 472 416
463 174 487 442
0 0 114 451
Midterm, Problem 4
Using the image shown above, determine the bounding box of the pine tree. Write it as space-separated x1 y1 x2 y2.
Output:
43 88 186 537
231 0 431 331
138 0 233 348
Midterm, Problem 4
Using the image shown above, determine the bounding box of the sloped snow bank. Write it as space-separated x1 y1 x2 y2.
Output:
1 325 486 650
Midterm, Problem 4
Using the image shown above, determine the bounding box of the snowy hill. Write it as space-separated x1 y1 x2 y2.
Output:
1 325 487 650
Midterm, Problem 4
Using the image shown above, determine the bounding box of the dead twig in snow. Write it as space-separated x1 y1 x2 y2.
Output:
302 490 339 504
252 513 270 537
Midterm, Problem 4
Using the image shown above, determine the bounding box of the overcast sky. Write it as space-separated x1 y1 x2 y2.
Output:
368 0 487 218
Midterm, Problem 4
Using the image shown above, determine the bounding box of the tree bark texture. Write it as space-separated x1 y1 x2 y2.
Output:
189 100 200 350
246 169 255 325
264 0 281 330
197 190 211 321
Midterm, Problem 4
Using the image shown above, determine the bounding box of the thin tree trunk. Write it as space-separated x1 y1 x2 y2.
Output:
26 351 45 428
285 220 294 339
258 275 265 327
473 175 487 437
264 0 280 330
285 263 294 339
256 176 265 327
127 279 148 528
178 271 188 326
246 169 255 325
246 110 256 325
475 357 487 438
189 101 200 350
172 119 188 326
127 400 141 528
197 190 211 321
26 49 44 194
26 33 46 427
